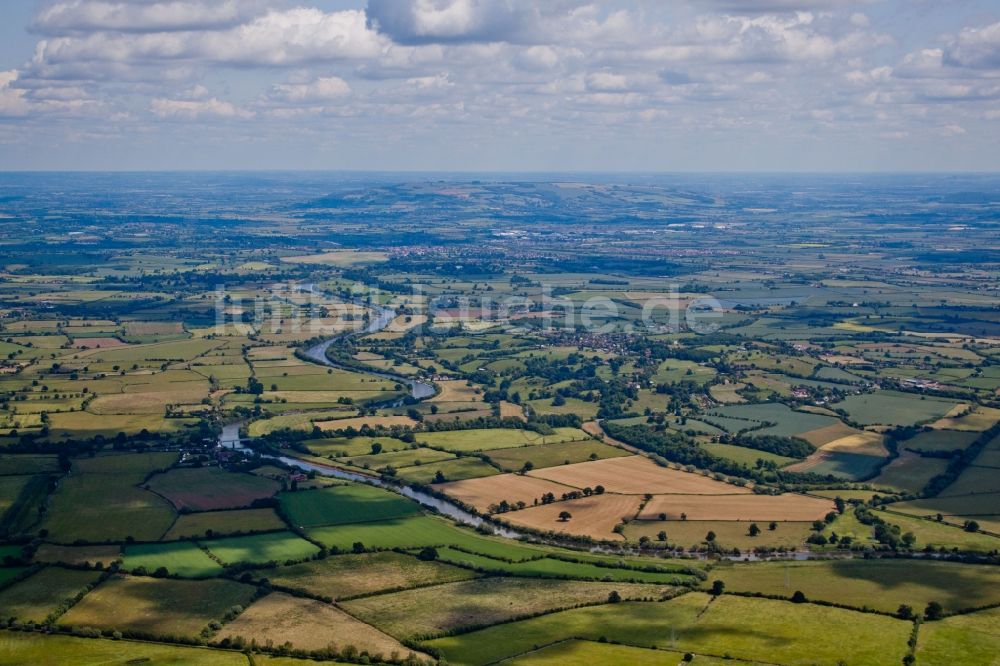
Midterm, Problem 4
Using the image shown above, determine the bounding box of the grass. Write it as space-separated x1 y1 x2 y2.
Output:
509 640 754 666
834 391 959 426
0 454 58 475
484 440 629 471
339 446 456 469
215 591 417 657
435 548 695 584
201 531 320 566
41 453 178 543
701 442 798 467
415 427 591 453
279 483 421 528
146 466 280 511
624 520 816 550
0 632 249 666
123 542 222 578
304 436 410 457
0 567 103 622
425 592 911 666
872 453 950 494
341 578 672 640
59 574 257 640
880 511 1000 553
254 551 477 600
916 606 1000 665
903 429 980 452
395 457 501 484
711 559 1000 613
162 507 287 540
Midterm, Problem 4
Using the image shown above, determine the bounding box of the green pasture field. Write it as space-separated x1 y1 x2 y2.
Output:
340 446 456 469
253 551 476 600
833 391 959 426
46 412 200 437
0 567 27 585
798 451 887 480
425 592 911 666
0 475 33 516
201 531 320 565
888 494 1000 531
872 455 950 494
527 397 600 419
41 453 179 543
484 440 629 471
711 559 1000 613
624 519 816 550
701 442 798 467
916 606 1000 665
59 574 257 640
0 567 102 622
708 402 839 438
162 508 287 540
435 548 695 584
69 339 223 364
415 427 591 452
508 640 754 666
246 410 351 436
0 454 58 475
0 632 250 666
881 510 1000 552
653 359 717 385
903 429 980 452
279 483 421 528
146 466 280 511
306 514 535 554
342 577 672 640
123 541 222 578
938 464 999 497
304 436 410 458
395 457 500 484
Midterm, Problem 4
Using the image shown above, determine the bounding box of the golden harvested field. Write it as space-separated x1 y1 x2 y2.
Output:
498 400 525 420
438 474 576 512
215 592 419 658
387 314 428 332
501 493 643 540
798 422 865 447
430 380 483 403
637 493 835 521
928 406 1000 431
316 415 419 431
821 430 886 455
72 337 126 349
527 455 751 495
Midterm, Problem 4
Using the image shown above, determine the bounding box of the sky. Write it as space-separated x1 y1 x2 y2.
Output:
1 0 999 172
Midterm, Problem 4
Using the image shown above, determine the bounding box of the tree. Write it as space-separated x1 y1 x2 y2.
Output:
558 510 572 522
594 485 605 495
433 470 446 484
925 601 944 621
657 530 667 542
710 580 725 596
608 590 622 603
835 496 846 514
791 590 807 603
747 523 761 537
417 547 439 561
896 604 914 620
370 442 383 455
769 521 778 531
520 461 534 474
705 530 716 542
352 541 366 554
964 520 980 532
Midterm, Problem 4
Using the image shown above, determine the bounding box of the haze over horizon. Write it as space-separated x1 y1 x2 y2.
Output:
2 0 999 172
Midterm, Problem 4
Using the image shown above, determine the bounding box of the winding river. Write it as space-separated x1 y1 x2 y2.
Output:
220 285 819 560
